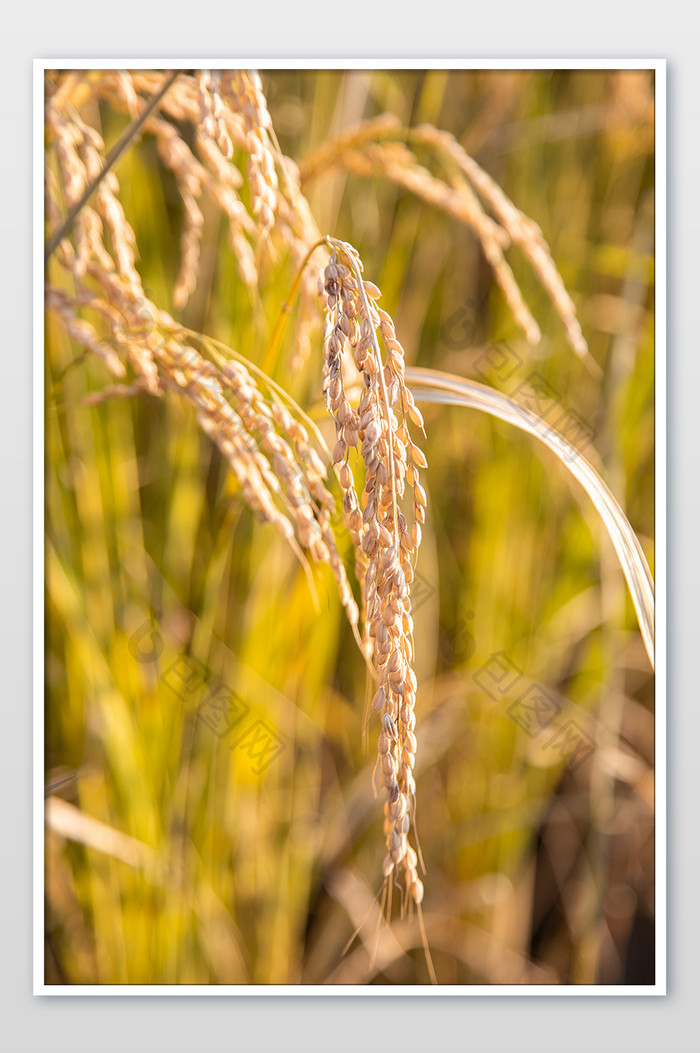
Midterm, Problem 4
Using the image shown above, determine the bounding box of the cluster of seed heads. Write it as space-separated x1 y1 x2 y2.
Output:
321 238 428 907
222 71 278 235
45 72 350 598
197 70 234 160
302 117 592 362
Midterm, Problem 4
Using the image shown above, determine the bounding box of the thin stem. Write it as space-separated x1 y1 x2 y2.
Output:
261 236 331 375
45 70 181 263
416 903 438 985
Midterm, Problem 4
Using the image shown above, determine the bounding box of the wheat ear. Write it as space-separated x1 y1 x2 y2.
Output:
320 237 428 909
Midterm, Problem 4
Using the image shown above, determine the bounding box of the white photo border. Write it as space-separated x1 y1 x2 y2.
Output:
34 57 666 996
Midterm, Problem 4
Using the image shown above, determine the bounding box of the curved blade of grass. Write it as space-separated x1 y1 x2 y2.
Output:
406 366 655 670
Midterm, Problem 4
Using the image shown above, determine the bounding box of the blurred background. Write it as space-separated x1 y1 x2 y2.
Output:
45 68 655 985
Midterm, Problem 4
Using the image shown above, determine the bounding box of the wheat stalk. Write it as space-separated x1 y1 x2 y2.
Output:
412 123 590 361
319 237 429 913
221 70 279 237
300 113 596 362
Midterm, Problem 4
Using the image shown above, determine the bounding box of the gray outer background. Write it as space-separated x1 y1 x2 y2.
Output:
4 5 696 1050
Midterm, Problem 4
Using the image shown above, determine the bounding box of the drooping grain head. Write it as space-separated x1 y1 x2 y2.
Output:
320 238 428 908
